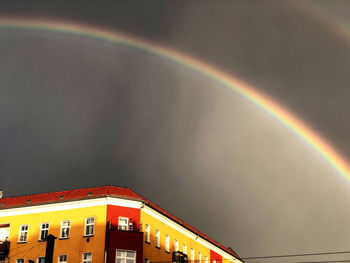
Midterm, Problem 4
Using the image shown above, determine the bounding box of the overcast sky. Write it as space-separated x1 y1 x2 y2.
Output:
1 0 350 261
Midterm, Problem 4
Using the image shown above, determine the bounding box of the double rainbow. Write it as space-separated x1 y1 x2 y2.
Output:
1 17 349 180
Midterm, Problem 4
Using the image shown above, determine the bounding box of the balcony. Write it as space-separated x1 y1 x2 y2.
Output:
0 241 10 260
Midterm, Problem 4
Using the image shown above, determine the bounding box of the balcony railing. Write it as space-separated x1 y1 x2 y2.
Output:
0 241 10 260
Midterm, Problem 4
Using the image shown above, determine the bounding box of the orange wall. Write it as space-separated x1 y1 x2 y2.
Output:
1 204 107 263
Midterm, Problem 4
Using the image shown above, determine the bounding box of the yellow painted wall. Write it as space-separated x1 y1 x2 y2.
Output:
140 210 210 263
0 205 107 263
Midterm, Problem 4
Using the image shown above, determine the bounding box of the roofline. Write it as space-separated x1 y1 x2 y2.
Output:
0 186 242 260
0 184 128 199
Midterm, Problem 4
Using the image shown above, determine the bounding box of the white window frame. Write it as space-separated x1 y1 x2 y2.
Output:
155 229 160 248
165 235 170 252
39 222 49 241
16 259 24 263
198 252 202 263
118 217 129 231
60 220 70 239
37 257 45 263
84 217 94 236
183 244 187 255
191 248 194 263
144 224 150 243
18 225 28 243
116 249 136 263
174 239 178 252
82 253 92 263
205 256 208 263
58 255 68 263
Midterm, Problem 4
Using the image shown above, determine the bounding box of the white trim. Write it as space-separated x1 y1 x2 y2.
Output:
116 249 136 263
58 254 68 263
106 197 142 209
82 252 92 263
0 197 142 217
141 205 241 262
118 216 129 231
84 217 95 236
39 222 49 241
18 224 28 243
60 220 70 239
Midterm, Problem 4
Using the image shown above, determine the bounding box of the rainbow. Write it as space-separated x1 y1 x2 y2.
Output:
1 17 349 180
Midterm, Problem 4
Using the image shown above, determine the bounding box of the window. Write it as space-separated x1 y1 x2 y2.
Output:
116 250 136 263
118 217 129 231
155 229 160 248
144 224 150 243
0 223 10 242
165 235 170 252
16 259 24 263
83 253 92 263
198 252 202 263
190 249 194 263
84 217 94 236
58 255 68 263
40 223 49 241
174 239 178 252
18 225 28 242
205 256 208 263
144 258 150 263
183 244 187 255
60 220 70 239
37 257 45 263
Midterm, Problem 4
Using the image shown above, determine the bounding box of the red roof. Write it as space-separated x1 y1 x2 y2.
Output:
0 185 240 259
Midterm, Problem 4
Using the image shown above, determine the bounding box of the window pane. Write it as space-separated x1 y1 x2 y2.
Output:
127 251 135 258
127 259 134 263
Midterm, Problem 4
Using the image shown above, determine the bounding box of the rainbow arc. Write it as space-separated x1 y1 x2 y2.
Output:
1 17 349 180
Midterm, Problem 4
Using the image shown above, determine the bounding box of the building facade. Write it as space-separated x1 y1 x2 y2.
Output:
0 186 242 263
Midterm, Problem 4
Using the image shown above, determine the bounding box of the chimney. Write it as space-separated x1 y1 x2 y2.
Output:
0 189 3 198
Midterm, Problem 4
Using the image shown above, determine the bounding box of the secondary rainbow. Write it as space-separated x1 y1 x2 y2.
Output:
1 17 349 181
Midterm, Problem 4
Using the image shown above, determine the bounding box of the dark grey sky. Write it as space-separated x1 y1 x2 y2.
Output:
1 0 350 261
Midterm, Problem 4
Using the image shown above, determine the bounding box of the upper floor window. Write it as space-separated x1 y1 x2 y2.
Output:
198 252 202 263
144 258 150 263
18 225 28 243
37 257 45 263
155 229 160 248
60 220 70 239
174 239 178 252
39 223 49 241
84 217 94 236
205 256 208 263
58 255 68 263
83 253 92 263
118 217 129 231
144 224 150 243
190 248 194 263
0 223 10 242
116 250 136 263
165 235 170 252
16 259 24 263
183 244 187 255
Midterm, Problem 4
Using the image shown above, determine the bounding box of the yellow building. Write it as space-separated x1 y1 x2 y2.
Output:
0 186 242 263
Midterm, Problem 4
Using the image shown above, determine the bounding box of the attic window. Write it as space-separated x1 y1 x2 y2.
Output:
59 195 64 199
26 199 31 204
87 192 93 197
